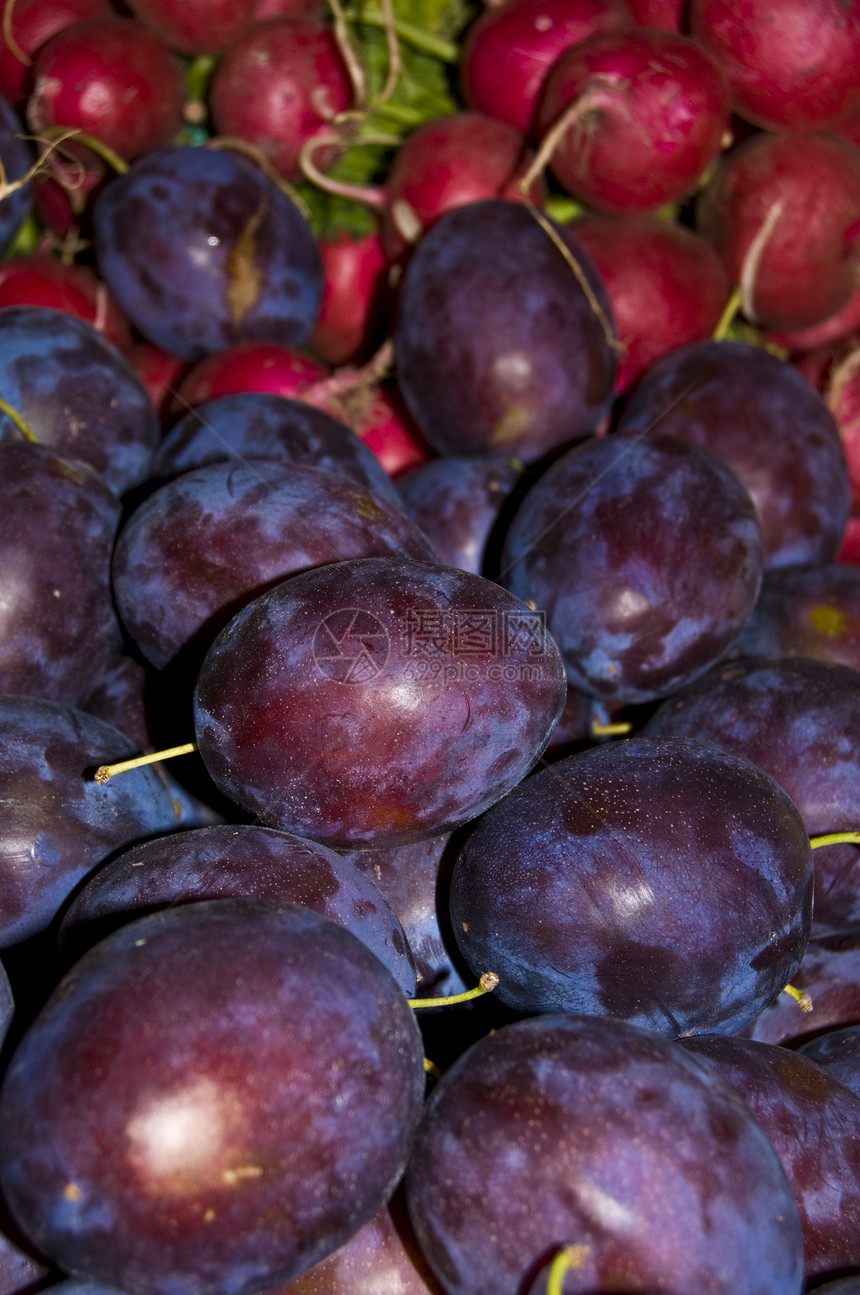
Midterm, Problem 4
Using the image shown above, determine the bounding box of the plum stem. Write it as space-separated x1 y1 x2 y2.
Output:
782 983 813 1013
811 832 860 848
547 1244 590 1295
591 719 632 738
423 1056 444 1080
94 743 198 785
408 972 499 1009
0 396 36 443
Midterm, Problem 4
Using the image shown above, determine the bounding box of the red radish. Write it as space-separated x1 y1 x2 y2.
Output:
835 107 860 153
169 342 328 417
840 515 860 565
766 286 860 356
26 17 185 162
380 112 545 259
127 342 189 424
209 17 353 182
338 384 434 478
0 255 130 351
691 0 860 133
625 0 684 28
536 28 730 213
309 229 389 367
825 343 860 510
0 0 109 105
568 212 730 392
124 0 258 54
252 0 324 16
697 131 860 332
460 0 633 137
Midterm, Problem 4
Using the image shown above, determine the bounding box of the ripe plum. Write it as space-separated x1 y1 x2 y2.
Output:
193 555 566 847
0 900 425 1292
394 200 617 460
112 460 435 668
406 1015 804 1295
0 697 193 946
153 392 401 505
397 455 524 576
0 305 159 495
681 1035 860 1282
733 563 860 672
93 147 323 361
0 443 121 705
614 339 851 569
501 434 763 703
745 931 860 1047
799 1026 860 1100
451 736 813 1035
646 657 860 935
57 824 416 994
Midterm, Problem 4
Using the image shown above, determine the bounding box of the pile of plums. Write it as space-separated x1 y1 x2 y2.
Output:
0 0 860 1292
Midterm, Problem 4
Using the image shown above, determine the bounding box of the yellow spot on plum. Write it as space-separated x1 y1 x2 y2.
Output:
808 604 847 637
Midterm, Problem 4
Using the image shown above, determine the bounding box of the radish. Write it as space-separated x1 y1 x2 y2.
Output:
209 16 354 181
168 343 328 418
0 254 130 352
568 211 729 392
535 27 730 213
0 0 109 106
309 228 389 366
124 0 258 54
26 16 185 162
460 0 633 137
691 0 860 132
380 112 545 259
697 131 860 332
